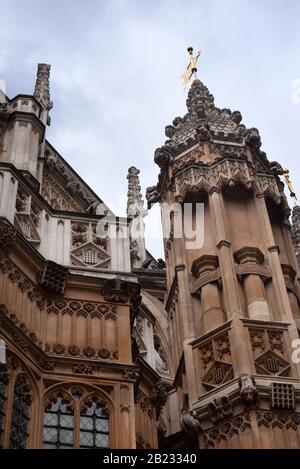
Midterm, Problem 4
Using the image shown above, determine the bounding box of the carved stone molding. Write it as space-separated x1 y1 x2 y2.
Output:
206 396 233 424
236 263 271 282
234 246 272 284
201 413 251 448
44 340 118 361
191 255 221 295
102 278 141 305
234 246 264 265
256 410 300 430
191 254 219 278
150 381 167 415
136 433 152 449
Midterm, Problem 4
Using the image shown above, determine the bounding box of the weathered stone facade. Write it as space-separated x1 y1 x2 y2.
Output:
0 65 300 449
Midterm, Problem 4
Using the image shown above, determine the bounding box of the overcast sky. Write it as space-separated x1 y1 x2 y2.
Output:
1 0 299 258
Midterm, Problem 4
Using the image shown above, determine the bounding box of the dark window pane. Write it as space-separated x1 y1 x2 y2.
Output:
80 416 93 430
96 418 109 432
96 433 109 448
9 374 31 449
79 401 109 449
43 397 74 449
44 413 58 426
0 368 8 448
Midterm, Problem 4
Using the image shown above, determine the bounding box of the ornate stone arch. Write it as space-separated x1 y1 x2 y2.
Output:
42 381 114 448
0 350 36 448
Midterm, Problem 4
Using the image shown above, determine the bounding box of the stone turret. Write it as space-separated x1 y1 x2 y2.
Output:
0 63 52 179
147 76 300 449
33 63 53 126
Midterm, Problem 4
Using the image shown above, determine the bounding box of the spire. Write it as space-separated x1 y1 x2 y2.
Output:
127 166 145 217
33 63 53 125
126 166 146 268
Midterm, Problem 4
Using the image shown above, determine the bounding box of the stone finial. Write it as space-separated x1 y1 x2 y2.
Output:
127 166 145 217
33 63 53 125
126 167 147 268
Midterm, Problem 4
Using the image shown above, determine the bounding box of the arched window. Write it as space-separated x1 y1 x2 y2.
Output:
0 366 8 448
0 359 33 449
43 388 110 449
43 396 74 449
9 374 32 449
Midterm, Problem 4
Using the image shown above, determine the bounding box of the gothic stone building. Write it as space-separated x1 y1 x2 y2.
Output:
1 64 300 449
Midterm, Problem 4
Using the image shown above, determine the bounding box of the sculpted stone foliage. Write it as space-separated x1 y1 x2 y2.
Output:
33 63 53 114
127 166 145 217
135 390 154 420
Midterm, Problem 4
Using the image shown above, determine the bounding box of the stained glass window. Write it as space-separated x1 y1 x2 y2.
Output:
0 367 8 448
79 401 109 448
9 374 31 449
43 397 74 449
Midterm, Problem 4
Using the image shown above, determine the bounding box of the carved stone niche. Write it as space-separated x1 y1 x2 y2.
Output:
234 246 271 321
191 255 224 332
39 260 68 295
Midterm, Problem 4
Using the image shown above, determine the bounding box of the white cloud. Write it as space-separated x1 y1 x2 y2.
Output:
1 0 300 258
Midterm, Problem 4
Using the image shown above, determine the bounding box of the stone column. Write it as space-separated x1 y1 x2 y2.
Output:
234 246 271 321
191 254 224 332
209 188 252 376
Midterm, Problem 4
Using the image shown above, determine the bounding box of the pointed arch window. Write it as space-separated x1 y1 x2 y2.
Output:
0 366 8 448
43 396 74 449
79 400 109 448
43 390 110 449
9 374 32 449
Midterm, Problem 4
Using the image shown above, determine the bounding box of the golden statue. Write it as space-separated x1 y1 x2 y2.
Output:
283 168 298 205
181 46 201 89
